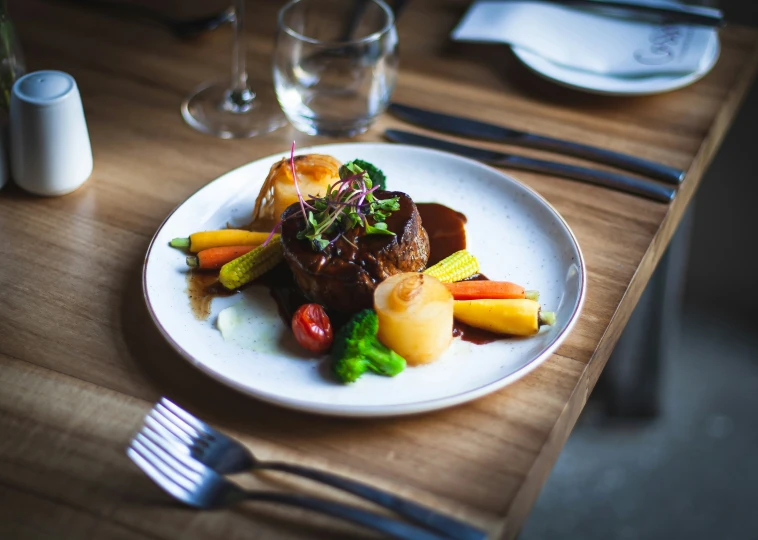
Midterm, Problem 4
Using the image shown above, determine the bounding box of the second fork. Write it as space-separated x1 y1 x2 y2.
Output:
145 398 487 540
129 429 447 540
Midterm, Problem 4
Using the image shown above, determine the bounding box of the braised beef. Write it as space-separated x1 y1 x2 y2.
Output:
280 191 430 313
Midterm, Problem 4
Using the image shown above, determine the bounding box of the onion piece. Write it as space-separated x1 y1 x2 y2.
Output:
374 272 454 365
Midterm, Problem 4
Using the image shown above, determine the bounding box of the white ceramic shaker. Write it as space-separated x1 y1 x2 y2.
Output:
10 70 92 196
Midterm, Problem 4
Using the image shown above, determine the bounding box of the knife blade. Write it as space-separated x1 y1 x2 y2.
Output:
384 129 675 203
537 0 724 28
388 103 685 185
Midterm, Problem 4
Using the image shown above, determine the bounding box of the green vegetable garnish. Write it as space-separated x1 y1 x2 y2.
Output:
263 146 398 252
332 309 406 383
291 152 399 252
339 159 387 191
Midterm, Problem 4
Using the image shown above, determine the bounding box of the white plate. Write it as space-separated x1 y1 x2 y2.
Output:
143 143 586 417
512 29 720 96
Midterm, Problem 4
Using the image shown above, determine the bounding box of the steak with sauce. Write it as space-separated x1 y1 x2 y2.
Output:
280 191 430 313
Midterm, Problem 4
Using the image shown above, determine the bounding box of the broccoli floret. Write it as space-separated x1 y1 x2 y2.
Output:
332 309 406 383
339 159 387 190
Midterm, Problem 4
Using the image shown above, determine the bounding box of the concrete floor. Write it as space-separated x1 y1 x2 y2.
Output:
520 309 758 540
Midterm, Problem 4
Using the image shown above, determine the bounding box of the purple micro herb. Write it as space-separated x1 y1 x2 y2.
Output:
270 147 399 251
262 219 282 247
289 141 314 216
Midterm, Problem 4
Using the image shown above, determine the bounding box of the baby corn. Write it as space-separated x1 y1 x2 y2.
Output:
219 239 283 290
423 250 480 283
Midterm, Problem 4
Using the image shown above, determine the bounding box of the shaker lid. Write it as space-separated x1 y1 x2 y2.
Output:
14 71 76 105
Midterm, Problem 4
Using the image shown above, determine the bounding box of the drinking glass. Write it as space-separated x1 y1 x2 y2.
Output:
274 0 399 137
181 0 285 139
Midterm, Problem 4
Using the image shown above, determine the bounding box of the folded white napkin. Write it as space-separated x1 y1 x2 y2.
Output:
451 1 717 77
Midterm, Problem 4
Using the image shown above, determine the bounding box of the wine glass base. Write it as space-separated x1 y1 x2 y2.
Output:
181 81 287 139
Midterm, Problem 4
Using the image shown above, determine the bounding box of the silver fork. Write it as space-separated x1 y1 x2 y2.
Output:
145 398 487 540
127 426 448 540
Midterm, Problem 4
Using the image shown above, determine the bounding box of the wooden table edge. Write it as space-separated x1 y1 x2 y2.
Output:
497 32 758 540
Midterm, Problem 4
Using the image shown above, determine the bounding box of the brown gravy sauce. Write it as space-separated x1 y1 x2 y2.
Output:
417 203 467 267
186 271 235 320
185 202 503 344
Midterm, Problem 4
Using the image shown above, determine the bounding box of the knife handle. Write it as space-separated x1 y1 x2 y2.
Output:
499 155 676 203
521 134 685 185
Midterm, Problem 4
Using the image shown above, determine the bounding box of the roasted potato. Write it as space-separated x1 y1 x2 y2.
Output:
250 154 342 228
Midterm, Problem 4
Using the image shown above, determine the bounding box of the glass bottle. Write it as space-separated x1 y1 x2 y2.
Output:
0 0 24 112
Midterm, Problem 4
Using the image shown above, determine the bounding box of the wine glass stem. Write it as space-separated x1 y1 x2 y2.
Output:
230 0 252 101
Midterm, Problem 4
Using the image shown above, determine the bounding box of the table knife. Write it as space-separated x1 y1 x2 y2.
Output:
534 0 724 28
385 129 676 203
389 103 685 185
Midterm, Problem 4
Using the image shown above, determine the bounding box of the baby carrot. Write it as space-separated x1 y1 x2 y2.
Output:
453 299 554 336
186 245 255 270
170 230 279 252
444 281 539 301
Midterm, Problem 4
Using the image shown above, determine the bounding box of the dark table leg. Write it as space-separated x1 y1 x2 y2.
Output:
596 204 694 418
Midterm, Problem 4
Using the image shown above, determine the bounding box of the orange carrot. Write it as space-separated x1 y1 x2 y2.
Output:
444 281 539 301
186 245 255 270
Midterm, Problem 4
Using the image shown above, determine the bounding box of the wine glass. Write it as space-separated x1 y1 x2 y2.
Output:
181 0 286 139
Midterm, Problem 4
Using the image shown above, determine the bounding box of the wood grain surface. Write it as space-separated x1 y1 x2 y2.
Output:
1 1 756 538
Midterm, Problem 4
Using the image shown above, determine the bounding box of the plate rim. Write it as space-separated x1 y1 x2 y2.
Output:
511 32 721 96
142 142 587 417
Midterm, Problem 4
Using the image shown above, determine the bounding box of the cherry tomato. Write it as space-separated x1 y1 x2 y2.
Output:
292 304 333 353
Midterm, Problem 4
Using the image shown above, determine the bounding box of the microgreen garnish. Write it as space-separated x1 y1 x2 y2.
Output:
297 169 400 251
339 159 387 191
264 144 399 252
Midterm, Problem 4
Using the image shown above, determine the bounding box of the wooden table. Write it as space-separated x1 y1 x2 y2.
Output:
2 1 756 538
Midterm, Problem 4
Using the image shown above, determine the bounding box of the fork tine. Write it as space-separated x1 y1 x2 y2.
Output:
141 424 205 473
160 398 213 436
133 433 202 489
145 412 193 446
128 439 197 498
147 408 198 445
153 403 209 443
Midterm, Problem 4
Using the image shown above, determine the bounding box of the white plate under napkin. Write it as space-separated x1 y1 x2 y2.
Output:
452 1 721 95
512 33 720 95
